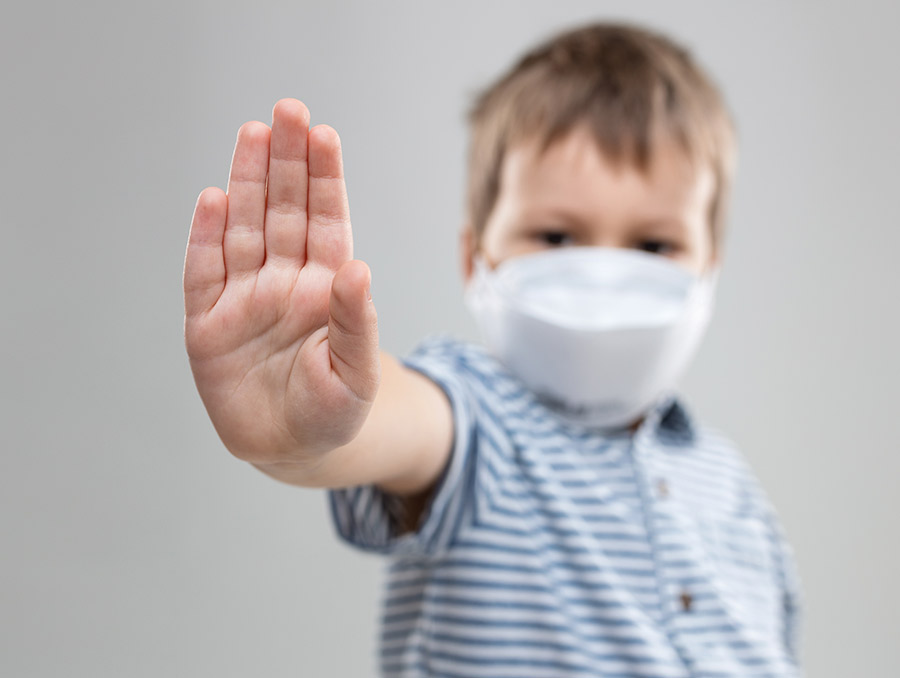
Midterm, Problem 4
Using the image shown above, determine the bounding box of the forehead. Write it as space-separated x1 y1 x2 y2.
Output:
499 126 715 223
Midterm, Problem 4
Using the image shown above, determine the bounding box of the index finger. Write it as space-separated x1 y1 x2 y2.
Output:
306 124 353 270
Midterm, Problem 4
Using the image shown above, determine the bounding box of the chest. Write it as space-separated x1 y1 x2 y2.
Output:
468 427 782 639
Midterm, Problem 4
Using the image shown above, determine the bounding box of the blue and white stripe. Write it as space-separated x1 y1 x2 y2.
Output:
330 335 802 677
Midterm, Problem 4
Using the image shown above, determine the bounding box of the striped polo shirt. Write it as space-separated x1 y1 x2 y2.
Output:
329 335 803 677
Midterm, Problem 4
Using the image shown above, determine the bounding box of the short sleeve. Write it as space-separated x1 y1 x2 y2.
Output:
328 336 478 558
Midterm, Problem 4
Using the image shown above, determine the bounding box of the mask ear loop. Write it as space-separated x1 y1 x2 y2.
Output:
467 254 491 287
464 253 493 310
474 250 500 271
703 247 723 288
703 263 721 300
682 262 719 336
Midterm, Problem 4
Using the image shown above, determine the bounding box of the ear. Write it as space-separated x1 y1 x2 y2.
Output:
460 223 477 284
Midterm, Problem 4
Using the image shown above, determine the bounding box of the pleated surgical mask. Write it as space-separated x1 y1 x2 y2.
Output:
464 247 717 429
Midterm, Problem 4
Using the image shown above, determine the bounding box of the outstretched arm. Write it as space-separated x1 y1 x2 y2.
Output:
183 99 452 497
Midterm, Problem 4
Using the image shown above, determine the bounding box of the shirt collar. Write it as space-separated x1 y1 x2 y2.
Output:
648 394 698 447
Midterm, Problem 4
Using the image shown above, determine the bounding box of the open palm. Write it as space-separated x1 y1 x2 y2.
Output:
183 99 379 463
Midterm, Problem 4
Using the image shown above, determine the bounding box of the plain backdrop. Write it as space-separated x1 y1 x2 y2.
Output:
2 1 898 676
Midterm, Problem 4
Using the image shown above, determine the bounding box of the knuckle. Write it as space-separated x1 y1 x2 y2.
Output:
266 200 307 218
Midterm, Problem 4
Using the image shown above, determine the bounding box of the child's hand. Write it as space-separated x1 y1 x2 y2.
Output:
183 99 379 466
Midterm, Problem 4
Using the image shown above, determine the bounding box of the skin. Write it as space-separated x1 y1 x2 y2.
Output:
462 124 717 279
461 126 717 439
184 99 453 501
184 101 718 534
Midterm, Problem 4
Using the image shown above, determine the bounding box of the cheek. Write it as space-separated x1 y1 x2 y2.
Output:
685 231 715 274
669 229 713 275
478 223 533 264
678 252 707 276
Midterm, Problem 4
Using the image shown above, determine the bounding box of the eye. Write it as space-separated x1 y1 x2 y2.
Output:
637 239 679 255
536 230 574 247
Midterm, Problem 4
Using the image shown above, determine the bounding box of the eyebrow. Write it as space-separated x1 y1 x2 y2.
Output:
631 217 689 232
515 206 591 227
514 203 692 235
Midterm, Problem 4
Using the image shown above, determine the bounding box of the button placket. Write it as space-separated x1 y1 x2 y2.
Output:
656 478 670 499
628 416 695 673
635 427 689 621
629 429 672 620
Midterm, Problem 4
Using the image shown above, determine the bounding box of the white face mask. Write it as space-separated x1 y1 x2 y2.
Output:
464 247 717 430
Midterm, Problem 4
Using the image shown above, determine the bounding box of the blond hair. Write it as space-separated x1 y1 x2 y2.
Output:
467 22 737 250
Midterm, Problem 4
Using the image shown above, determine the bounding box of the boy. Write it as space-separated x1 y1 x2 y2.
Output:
184 22 802 678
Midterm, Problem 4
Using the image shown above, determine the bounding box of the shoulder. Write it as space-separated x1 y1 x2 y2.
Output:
687 416 803 591
691 423 755 478
669 406 773 517
401 333 519 400
403 333 492 369
402 334 567 462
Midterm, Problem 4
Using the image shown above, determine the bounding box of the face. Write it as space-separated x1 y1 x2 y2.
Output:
463 125 716 279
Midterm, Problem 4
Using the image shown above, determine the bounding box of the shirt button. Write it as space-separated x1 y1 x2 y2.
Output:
680 590 693 612
657 479 670 499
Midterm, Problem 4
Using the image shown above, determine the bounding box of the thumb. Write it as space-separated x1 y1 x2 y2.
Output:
328 259 380 402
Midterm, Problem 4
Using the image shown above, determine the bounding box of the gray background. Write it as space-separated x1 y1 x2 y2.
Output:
3 1 898 676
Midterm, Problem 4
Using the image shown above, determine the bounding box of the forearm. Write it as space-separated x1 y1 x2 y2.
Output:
252 351 453 495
